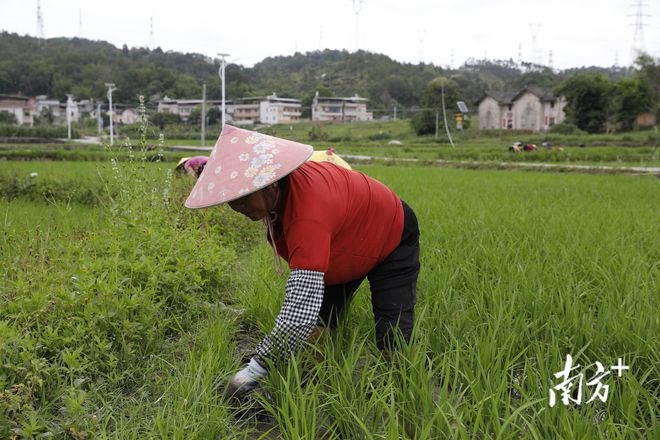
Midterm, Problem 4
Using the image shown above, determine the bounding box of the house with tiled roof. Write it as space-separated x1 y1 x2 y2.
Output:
476 87 566 132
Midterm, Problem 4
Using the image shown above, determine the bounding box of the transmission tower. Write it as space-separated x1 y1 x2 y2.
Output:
529 23 542 65
629 0 649 64
352 0 365 51
319 25 323 51
450 48 455 69
548 49 553 69
36 0 44 39
149 17 155 49
417 29 426 64
517 43 522 66
78 9 83 38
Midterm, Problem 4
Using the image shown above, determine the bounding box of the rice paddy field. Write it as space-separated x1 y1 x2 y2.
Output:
0 154 658 439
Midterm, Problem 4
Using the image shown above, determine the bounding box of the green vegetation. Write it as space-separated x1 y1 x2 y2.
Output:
1 119 658 168
1 152 658 438
0 124 79 139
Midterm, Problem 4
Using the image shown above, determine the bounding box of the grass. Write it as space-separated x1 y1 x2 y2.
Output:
1 158 658 437
226 167 659 438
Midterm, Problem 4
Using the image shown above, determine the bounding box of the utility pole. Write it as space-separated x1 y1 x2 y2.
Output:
105 83 117 146
201 82 206 146
218 53 230 130
66 94 73 140
441 84 455 148
96 103 103 135
393 106 397 121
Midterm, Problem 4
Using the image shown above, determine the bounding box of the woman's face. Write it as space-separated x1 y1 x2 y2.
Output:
227 185 277 221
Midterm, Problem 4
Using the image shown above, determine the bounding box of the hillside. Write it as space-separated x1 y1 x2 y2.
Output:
0 32 629 111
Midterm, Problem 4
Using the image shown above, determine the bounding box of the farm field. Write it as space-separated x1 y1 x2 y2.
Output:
1 157 658 438
2 119 659 168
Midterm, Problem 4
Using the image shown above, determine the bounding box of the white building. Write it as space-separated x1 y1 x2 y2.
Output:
119 108 139 125
232 97 261 125
312 92 373 122
477 87 566 132
34 95 63 121
157 96 233 123
0 95 34 125
259 93 301 125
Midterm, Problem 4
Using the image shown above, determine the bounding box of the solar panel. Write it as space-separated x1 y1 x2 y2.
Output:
457 101 469 113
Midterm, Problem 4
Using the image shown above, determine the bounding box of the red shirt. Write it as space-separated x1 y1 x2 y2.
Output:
272 161 404 285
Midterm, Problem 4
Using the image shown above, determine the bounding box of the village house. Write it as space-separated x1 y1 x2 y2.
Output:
477 87 566 132
0 95 34 125
231 97 261 125
231 94 302 126
157 96 234 123
312 92 373 122
259 93 302 125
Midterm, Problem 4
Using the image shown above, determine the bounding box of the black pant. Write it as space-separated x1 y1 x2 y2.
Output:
317 200 420 351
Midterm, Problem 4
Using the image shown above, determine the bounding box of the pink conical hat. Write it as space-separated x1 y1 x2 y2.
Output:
185 125 313 209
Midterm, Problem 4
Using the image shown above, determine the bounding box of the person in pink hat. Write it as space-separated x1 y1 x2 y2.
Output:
175 155 208 179
185 125 420 397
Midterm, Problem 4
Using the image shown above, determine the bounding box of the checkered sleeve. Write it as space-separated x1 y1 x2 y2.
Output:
255 268 325 362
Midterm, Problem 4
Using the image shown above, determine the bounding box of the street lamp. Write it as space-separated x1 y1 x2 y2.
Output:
105 83 117 146
218 53 230 129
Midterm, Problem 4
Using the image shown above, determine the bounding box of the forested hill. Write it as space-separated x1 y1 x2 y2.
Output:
0 32 628 109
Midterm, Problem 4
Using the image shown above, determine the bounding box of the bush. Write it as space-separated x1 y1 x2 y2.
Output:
0 111 17 125
308 125 328 141
548 122 586 135
0 124 79 139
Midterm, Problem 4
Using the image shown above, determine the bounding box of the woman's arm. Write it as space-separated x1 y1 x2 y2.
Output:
255 268 325 363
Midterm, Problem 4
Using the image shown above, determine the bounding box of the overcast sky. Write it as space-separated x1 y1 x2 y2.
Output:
1 0 659 70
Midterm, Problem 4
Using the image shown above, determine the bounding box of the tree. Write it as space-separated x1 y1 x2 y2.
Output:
188 106 203 125
634 55 660 121
0 111 17 124
206 107 222 125
555 73 612 133
411 77 463 136
612 77 653 131
150 112 180 128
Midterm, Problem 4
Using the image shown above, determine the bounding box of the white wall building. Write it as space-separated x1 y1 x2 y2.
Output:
232 97 261 125
157 96 233 123
259 93 301 125
0 95 34 126
312 92 373 122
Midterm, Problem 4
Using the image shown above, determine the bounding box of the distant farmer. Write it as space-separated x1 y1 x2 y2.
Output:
509 142 522 153
175 156 208 179
308 148 352 170
185 125 420 396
